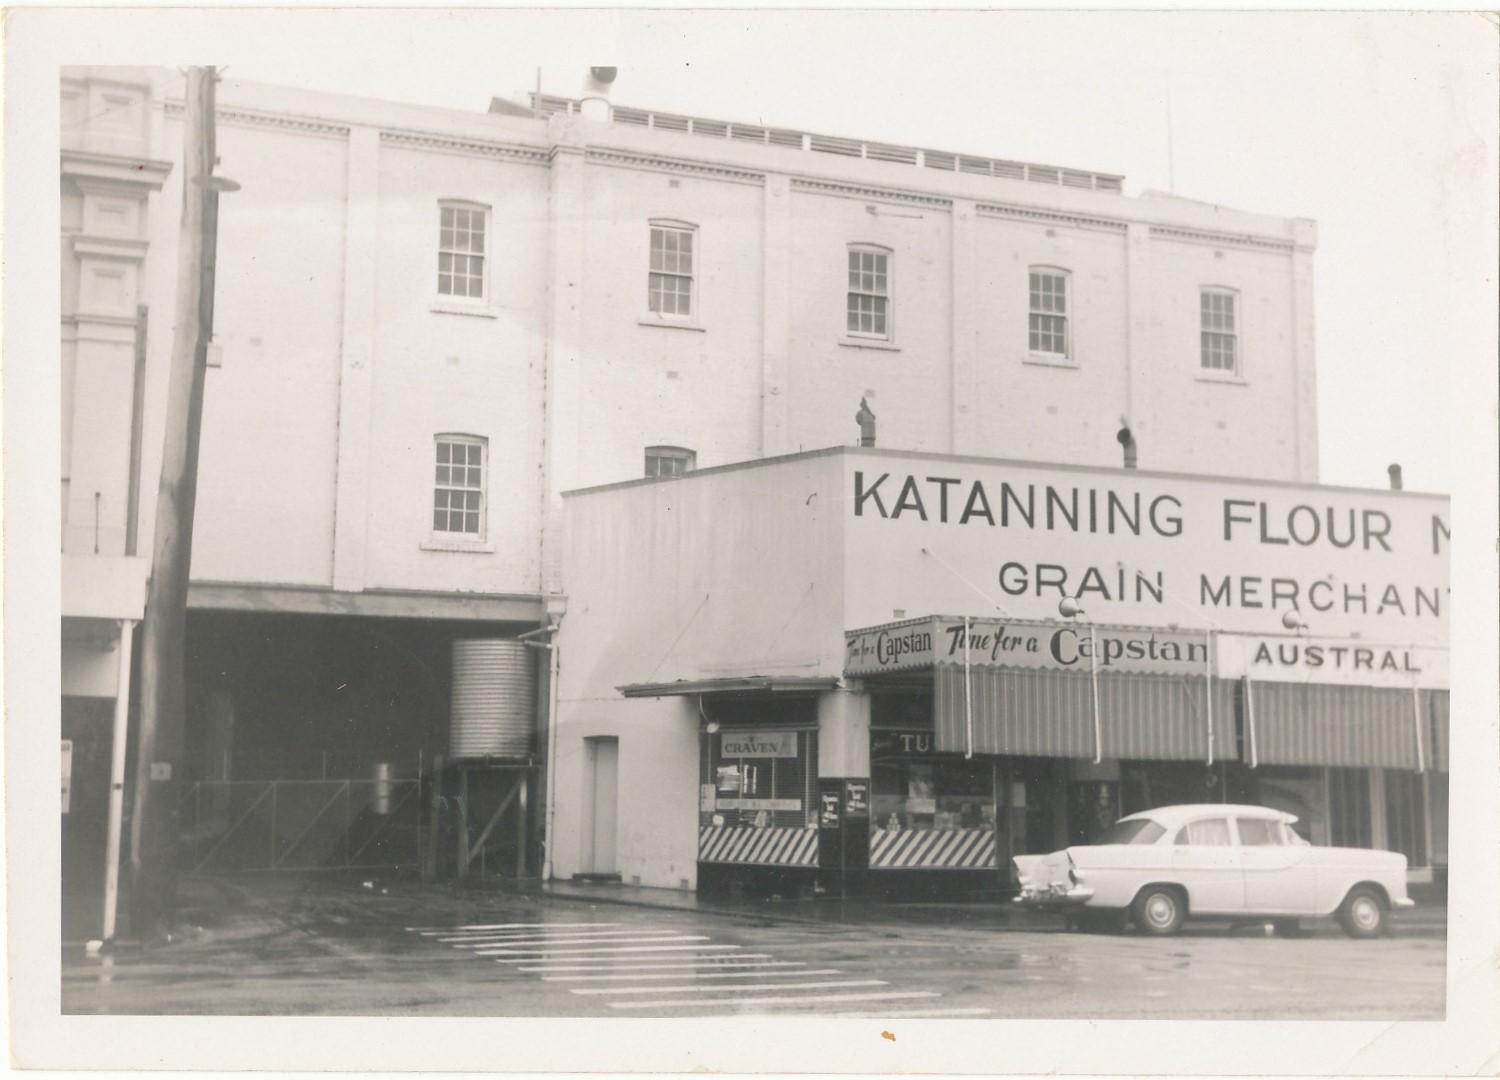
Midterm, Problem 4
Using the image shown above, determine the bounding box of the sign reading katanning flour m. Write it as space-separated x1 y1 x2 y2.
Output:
844 454 1449 639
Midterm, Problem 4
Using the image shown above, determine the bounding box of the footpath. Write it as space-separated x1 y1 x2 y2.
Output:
534 876 1451 937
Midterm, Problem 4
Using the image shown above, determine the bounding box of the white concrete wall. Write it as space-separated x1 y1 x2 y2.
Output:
64 68 1321 611
782 188 954 456
552 452 849 883
187 119 349 585
569 160 767 487
970 214 1131 468
358 141 550 594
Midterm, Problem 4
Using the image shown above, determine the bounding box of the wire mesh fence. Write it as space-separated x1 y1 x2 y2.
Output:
177 779 420 873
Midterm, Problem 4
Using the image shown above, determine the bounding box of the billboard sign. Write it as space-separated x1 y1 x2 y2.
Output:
844 453 1449 643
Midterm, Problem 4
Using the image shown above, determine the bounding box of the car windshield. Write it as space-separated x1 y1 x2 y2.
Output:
1093 818 1167 845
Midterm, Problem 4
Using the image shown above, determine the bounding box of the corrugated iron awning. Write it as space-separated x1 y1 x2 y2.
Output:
618 675 839 698
1245 682 1426 769
934 664 1235 762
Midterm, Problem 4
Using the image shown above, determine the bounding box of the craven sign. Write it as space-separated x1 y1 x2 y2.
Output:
720 731 799 758
845 616 1210 677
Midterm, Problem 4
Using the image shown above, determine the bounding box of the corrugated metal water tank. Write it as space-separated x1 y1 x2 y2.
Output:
449 640 535 759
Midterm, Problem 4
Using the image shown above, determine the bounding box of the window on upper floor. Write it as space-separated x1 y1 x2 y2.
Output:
1028 267 1070 357
645 445 696 479
846 245 891 339
438 202 488 300
648 221 696 318
1200 287 1239 373
433 435 486 537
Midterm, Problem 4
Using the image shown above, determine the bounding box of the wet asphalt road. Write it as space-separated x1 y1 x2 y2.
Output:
62 876 1445 1019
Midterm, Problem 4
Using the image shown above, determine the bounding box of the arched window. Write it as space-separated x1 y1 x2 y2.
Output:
847 243 892 339
433 434 487 537
1028 266 1071 357
644 445 696 479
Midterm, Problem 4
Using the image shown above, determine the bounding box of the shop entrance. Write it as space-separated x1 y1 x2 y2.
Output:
581 736 619 878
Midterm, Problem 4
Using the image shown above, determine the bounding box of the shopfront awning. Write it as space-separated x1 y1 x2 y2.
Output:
934 664 1236 762
618 675 839 698
850 615 1232 763
1243 681 1431 770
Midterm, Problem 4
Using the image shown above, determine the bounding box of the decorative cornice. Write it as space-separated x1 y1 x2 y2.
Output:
72 234 150 261
164 100 350 139
1149 224 1295 253
61 149 172 191
977 201 1127 233
791 176 950 209
585 147 765 185
381 128 550 165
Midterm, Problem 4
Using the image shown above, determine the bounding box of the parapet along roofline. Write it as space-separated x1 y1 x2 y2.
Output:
560 445 1449 501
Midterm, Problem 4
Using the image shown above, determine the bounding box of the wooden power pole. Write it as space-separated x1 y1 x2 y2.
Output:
131 67 232 938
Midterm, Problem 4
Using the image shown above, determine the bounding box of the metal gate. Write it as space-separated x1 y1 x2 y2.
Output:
176 778 420 873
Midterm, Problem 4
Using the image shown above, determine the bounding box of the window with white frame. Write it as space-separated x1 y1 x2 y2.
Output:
847 246 891 338
433 435 486 536
648 222 696 317
644 445 696 478
1200 288 1238 372
438 202 487 300
1028 268 1070 356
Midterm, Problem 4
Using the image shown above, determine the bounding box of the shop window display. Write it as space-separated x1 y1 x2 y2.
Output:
872 757 994 832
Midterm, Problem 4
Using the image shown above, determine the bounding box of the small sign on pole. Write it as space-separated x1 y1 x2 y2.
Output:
61 740 73 814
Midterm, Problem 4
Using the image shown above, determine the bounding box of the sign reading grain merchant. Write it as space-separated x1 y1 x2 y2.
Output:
841 452 1449 641
845 616 1210 678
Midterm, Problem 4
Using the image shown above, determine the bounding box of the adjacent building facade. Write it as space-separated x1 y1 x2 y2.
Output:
62 65 1435 924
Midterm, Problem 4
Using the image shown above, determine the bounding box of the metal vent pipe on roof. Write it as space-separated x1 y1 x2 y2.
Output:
1117 425 1138 469
1388 463 1403 491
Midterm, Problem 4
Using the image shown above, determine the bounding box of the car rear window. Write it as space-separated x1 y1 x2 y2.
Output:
1094 819 1167 845
1236 818 1285 846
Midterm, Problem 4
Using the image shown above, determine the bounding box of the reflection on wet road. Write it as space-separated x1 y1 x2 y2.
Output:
61 877 1445 1018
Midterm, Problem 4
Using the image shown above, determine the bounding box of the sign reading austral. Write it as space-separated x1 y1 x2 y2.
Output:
844 455 1450 639
845 616 1209 677
1216 634 1449 690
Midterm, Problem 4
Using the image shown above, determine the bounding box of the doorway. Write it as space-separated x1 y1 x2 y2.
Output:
581 736 619 878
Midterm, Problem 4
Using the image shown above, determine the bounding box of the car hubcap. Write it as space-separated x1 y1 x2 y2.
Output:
1353 898 1379 929
1147 895 1175 926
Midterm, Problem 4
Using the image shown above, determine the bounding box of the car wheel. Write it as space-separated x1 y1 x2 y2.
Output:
1272 918 1303 938
1132 886 1186 936
1338 886 1387 939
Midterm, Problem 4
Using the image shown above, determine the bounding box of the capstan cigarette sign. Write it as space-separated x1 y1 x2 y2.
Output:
845 616 1210 677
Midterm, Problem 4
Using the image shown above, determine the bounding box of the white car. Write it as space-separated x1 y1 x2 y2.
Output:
1013 803 1414 938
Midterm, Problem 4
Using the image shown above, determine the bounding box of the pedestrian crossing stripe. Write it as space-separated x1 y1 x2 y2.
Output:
572 978 886 996
609 990 941 1010
697 825 818 866
869 826 996 869
454 934 708 949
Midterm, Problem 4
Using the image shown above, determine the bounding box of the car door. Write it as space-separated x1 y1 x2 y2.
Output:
1169 815 1244 913
1237 817 1318 914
